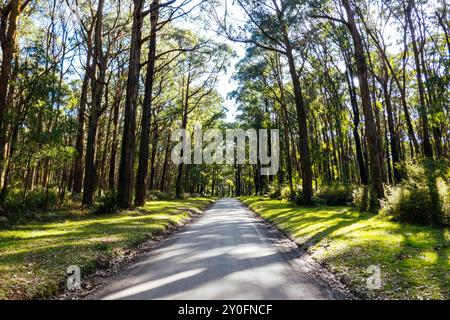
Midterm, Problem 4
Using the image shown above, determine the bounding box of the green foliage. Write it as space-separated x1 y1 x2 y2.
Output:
0 198 214 299
95 191 118 214
316 183 353 206
352 185 370 212
242 197 450 300
2 188 58 223
280 185 302 202
381 160 449 226
180 192 192 199
147 190 172 201
438 180 450 225
267 184 281 199
280 185 291 200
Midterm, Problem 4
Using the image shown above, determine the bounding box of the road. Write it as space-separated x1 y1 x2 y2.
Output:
89 198 344 300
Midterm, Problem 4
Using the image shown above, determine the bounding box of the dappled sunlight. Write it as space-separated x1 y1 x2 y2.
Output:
0 198 214 299
243 197 450 299
88 198 339 300
102 268 207 300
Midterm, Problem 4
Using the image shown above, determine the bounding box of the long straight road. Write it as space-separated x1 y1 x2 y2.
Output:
89 198 344 300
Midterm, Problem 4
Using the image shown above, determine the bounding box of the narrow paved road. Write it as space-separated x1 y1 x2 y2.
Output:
89 198 344 300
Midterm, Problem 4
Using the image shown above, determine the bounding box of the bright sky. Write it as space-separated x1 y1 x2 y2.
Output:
174 0 247 123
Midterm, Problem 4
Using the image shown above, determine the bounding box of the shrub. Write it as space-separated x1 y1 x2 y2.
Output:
438 180 450 225
311 195 325 206
95 191 118 214
316 184 353 206
280 185 303 202
267 184 281 199
2 188 59 222
381 185 435 225
353 186 369 212
180 192 191 199
147 190 172 201
381 160 448 226
26 188 58 211
280 186 293 201
352 185 380 212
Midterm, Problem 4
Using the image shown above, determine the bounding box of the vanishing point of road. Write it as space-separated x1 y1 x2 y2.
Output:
89 198 346 300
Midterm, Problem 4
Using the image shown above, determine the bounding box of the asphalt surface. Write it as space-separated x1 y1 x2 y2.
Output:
89 198 344 300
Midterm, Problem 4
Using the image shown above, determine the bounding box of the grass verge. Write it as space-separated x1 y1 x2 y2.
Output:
0 197 214 300
241 197 450 300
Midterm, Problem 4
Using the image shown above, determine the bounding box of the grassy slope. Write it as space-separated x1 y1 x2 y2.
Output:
0 198 214 299
241 197 450 300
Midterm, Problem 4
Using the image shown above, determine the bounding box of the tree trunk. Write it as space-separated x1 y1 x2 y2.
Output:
118 0 144 209
342 0 385 201
135 0 160 206
82 0 106 206
0 0 21 176
73 49 91 194
284 45 313 204
382 80 402 183
345 64 368 185
160 131 171 191
109 72 123 190
406 1 433 158
175 109 188 198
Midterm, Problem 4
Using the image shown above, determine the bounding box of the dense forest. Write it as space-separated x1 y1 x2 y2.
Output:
0 0 449 226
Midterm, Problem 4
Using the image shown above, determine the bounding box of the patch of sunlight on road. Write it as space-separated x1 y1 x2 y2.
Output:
102 268 206 300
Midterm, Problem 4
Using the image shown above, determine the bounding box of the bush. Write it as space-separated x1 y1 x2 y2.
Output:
2 188 58 222
381 160 448 226
352 185 380 212
280 186 293 201
353 186 369 212
147 190 172 201
280 185 302 202
180 192 191 199
267 185 281 199
381 185 434 224
95 191 118 214
27 188 58 211
316 184 353 206
438 180 450 225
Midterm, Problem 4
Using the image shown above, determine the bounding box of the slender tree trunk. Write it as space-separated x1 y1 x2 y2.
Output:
342 0 385 201
160 131 171 191
135 0 160 206
382 80 402 183
406 1 433 158
0 0 22 181
73 49 91 194
118 0 144 208
148 127 159 190
175 109 188 198
345 66 368 185
109 73 123 190
284 45 313 204
83 0 106 206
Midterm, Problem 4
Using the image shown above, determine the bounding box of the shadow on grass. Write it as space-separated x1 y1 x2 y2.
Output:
0 198 213 299
243 197 450 299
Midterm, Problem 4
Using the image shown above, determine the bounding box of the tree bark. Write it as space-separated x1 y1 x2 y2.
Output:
342 0 385 201
406 1 433 158
118 0 144 209
73 45 92 194
135 0 160 206
83 0 106 205
0 0 22 176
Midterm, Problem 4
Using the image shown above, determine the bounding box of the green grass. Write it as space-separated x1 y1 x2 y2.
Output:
241 197 450 300
0 198 214 300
